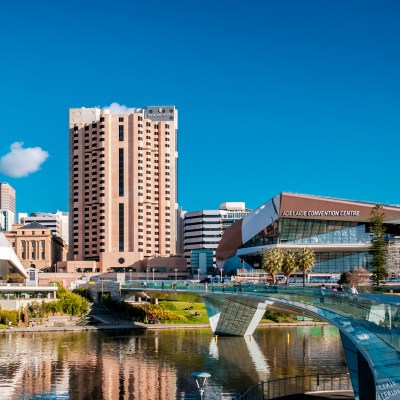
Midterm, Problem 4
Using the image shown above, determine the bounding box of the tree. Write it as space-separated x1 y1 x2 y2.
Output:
281 251 298 285
297 248 315 286
262 248 284 284
369 204 388 285
338 271 352 286
338 269 370 286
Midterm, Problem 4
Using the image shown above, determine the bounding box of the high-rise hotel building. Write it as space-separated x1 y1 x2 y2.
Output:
69 106 178 271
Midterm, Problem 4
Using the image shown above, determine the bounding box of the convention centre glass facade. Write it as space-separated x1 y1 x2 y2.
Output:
242 219 371 248
241 219 373 273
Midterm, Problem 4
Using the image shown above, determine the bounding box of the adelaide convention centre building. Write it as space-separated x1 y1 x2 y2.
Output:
216 193 400 277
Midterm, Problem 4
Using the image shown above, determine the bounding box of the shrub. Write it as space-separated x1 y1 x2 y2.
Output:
146 304 186 322
0 310 18 325
73 287 92 301
44 301 63 315
263 310 279 322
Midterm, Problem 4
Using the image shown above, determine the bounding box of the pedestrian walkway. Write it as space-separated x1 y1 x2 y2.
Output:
280 391 354 399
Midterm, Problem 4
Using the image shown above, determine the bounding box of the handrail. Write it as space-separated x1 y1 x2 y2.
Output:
238 373 352 399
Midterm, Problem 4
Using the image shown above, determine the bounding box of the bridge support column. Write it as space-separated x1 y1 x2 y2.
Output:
340 331 375 400
204 294 272 336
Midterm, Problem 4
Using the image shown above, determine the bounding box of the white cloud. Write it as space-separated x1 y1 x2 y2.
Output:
103 102 138 114
0 142 49 178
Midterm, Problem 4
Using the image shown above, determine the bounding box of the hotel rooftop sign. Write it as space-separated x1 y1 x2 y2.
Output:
144 106 175 121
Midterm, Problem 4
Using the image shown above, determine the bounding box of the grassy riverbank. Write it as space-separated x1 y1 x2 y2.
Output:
151 300 300 324
0 298 308 330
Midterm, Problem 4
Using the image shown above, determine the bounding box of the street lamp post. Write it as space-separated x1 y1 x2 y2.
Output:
175 268 178 282
192 372 211 400
220 267 224 283
152 268 155 283
146 269 149 283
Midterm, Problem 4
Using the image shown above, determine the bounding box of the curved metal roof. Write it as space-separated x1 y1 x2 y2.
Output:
0 233 28 278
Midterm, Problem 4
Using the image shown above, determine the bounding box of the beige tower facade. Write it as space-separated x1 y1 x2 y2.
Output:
0 182 16 231
69 106 178 272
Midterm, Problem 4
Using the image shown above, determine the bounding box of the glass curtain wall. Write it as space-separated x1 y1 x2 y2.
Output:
241 218 373 273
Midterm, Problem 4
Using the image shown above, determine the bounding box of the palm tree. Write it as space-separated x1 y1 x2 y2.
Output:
297 248 315 286
262 248 284 284
281 251 298 285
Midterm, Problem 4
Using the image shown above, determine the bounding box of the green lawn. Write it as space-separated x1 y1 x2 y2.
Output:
159 301 209 324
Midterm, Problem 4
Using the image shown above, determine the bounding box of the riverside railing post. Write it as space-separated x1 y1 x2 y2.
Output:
317 374 320 391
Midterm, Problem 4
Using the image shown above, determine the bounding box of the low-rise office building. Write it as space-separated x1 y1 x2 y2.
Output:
184 202 251 274
216 193 400 276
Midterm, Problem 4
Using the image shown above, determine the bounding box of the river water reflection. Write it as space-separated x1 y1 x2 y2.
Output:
0 326 347 399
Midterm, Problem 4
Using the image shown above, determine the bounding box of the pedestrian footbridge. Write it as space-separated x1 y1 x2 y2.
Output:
119 283 400 400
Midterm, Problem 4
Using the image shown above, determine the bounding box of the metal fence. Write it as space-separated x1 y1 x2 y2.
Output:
238 373 352 399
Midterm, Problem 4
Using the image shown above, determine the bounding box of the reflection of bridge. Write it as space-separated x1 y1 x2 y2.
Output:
119 283 400 400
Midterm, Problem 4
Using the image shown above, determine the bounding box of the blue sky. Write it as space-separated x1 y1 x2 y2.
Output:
0 0 399 214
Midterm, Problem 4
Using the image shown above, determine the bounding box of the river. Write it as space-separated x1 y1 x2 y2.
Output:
0 325 348 399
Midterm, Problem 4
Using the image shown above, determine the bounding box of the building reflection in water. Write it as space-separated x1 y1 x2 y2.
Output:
208 335 270 383
0 326 346 399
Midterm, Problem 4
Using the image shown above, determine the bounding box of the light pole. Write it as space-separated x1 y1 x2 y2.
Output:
152 268 155 283
220 267 224 283
128 269 133 282
175 268 178 282
146 269 149 283
192 372 211 400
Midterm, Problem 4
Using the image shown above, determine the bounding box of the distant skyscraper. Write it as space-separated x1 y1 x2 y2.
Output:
0 183 16 231
184 202 251 273
69 106 178 271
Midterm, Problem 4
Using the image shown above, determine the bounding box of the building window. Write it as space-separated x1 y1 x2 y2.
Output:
119 148 124 196
31 240 36 259
119 203 124 251
21 241 26 260
119 125 124 141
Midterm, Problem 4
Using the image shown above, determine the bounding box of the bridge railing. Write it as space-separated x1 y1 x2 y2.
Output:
252 285 400 352
122 282 400 351
238 373 352 399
